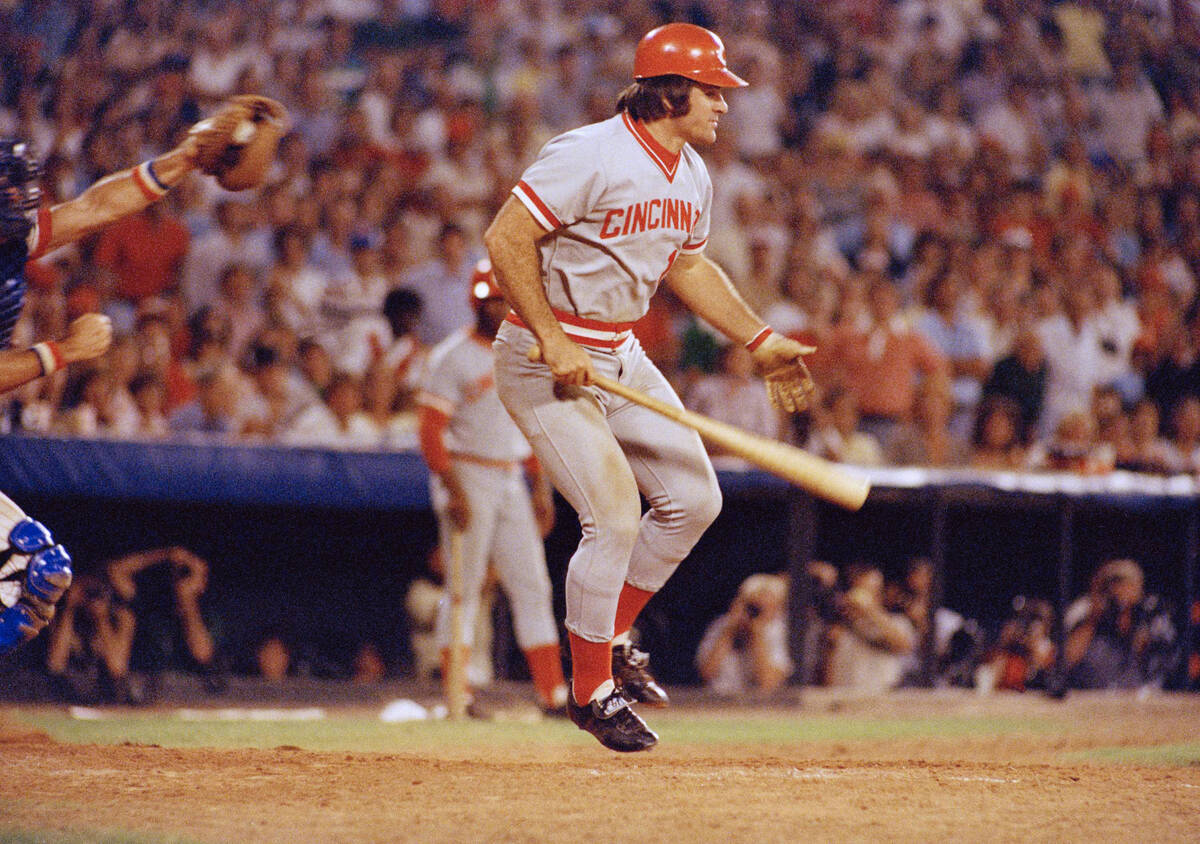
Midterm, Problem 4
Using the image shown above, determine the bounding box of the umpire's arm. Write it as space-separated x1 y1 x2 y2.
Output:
41 141 197 253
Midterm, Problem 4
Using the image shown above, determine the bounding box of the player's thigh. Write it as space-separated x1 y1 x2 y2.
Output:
489 478 553 598
494 340 639 530
431 468 502 592
607 357 719 513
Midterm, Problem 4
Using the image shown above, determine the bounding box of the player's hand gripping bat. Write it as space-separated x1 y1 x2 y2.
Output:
527 345 870 511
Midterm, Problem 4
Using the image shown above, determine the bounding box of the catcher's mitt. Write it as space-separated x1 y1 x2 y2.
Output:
188 95 288 191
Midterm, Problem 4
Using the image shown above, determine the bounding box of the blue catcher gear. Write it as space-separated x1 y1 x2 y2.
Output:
0 601 45 653
0 139 41 244
0 510 70 656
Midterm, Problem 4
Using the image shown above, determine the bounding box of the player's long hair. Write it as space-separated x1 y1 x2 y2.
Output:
616 75 694 122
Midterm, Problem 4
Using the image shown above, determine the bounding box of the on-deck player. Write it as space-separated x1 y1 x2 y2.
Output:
0 134 203 656
417 260 569 715
484 23 816 751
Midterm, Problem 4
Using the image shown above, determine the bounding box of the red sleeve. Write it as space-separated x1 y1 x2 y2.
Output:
418 406 452 475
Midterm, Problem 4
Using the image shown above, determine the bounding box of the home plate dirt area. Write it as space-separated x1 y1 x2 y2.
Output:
1 691 1198 843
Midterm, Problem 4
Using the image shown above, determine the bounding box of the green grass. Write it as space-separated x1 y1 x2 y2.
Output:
1065 742 1200 766
13 709 1059 753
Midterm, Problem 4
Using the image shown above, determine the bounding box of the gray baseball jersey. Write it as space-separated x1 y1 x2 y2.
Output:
494 112 722 643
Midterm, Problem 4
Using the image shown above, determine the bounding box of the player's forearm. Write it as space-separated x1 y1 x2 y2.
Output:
177 601 215 665
45 145 194 251
0 347 54 394
664 254 766 345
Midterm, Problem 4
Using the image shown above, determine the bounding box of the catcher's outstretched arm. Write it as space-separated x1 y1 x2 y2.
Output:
41 143 196 254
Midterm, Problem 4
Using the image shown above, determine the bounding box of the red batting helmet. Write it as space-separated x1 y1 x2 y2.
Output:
633 23 747 88
469 259 503 306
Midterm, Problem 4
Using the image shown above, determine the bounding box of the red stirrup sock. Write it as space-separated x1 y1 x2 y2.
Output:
568 632 613 704
524 643 567 708
613 583 656 640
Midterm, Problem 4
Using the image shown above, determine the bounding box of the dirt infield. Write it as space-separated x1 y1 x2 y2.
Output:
2 692 1198 843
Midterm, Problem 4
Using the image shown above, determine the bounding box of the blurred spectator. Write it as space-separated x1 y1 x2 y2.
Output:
93 202 190 322
807 385 885 467
684 343 784 469
970 395 1027 470
1027 408 1114 473
400 222 481 345
984 324 1051 439
823 563 917 693
1119 398 1177 474
281 372 383 449
1064 558 1178 690
181 201 272 317
822 277 948 444
885 376 969 466
1167 396 1200 472
917 270 990 434
695 574 792 697
886 557 983 688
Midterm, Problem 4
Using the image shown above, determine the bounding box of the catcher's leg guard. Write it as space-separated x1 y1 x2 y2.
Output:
0 507 72 655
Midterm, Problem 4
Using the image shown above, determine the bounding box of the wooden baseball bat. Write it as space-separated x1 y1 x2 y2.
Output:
525 343 869 510
445 529 469 720
591 373 870 511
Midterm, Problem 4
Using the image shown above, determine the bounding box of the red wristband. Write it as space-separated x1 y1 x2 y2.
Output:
745 326 773 352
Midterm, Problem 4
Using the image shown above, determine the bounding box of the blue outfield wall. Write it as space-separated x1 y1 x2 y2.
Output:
0 435 1196 687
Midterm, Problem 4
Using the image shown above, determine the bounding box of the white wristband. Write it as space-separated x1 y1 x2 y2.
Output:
31 342 61 376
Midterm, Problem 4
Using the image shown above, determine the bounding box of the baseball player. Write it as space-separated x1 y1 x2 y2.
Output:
417 260 568 714
0 98 273 655
483 23 815 751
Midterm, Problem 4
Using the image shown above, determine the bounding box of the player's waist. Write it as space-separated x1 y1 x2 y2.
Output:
504 309 636 349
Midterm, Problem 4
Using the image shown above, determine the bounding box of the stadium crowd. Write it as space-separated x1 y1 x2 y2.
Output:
4 0 1200 474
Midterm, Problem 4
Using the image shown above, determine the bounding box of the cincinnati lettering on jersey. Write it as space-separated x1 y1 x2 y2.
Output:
598 198 699 240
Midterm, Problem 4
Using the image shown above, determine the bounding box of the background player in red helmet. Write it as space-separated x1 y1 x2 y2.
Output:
484 23 816 751
416 259 568 716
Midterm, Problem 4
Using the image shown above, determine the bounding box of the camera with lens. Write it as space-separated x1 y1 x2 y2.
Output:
806 574 844 625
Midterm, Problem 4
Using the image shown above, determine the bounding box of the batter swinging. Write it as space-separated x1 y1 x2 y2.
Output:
484 23 815 751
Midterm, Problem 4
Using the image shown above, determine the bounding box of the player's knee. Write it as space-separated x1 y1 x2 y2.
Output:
24 545 73 606
671 478 723 537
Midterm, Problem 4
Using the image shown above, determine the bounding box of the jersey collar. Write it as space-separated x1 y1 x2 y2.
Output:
622 113 681 182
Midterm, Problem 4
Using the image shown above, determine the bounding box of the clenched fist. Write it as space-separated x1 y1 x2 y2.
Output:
59 313 113 365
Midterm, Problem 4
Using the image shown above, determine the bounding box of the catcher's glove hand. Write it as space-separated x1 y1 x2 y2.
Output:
749 330 817 413
188 95 288 191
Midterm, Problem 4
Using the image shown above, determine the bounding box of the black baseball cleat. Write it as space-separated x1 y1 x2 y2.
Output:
566 687 658 752
612 642 670 707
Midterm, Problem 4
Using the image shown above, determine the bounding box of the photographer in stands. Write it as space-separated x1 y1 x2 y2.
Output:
696 574 792 696
1064 558 1178 691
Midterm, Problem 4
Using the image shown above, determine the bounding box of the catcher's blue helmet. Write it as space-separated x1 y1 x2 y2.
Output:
0 138 42 243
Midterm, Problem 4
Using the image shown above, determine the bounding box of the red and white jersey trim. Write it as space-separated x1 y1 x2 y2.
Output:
621 113 680 183
505 309 636 349
415 389 456 416
513 180 563 231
